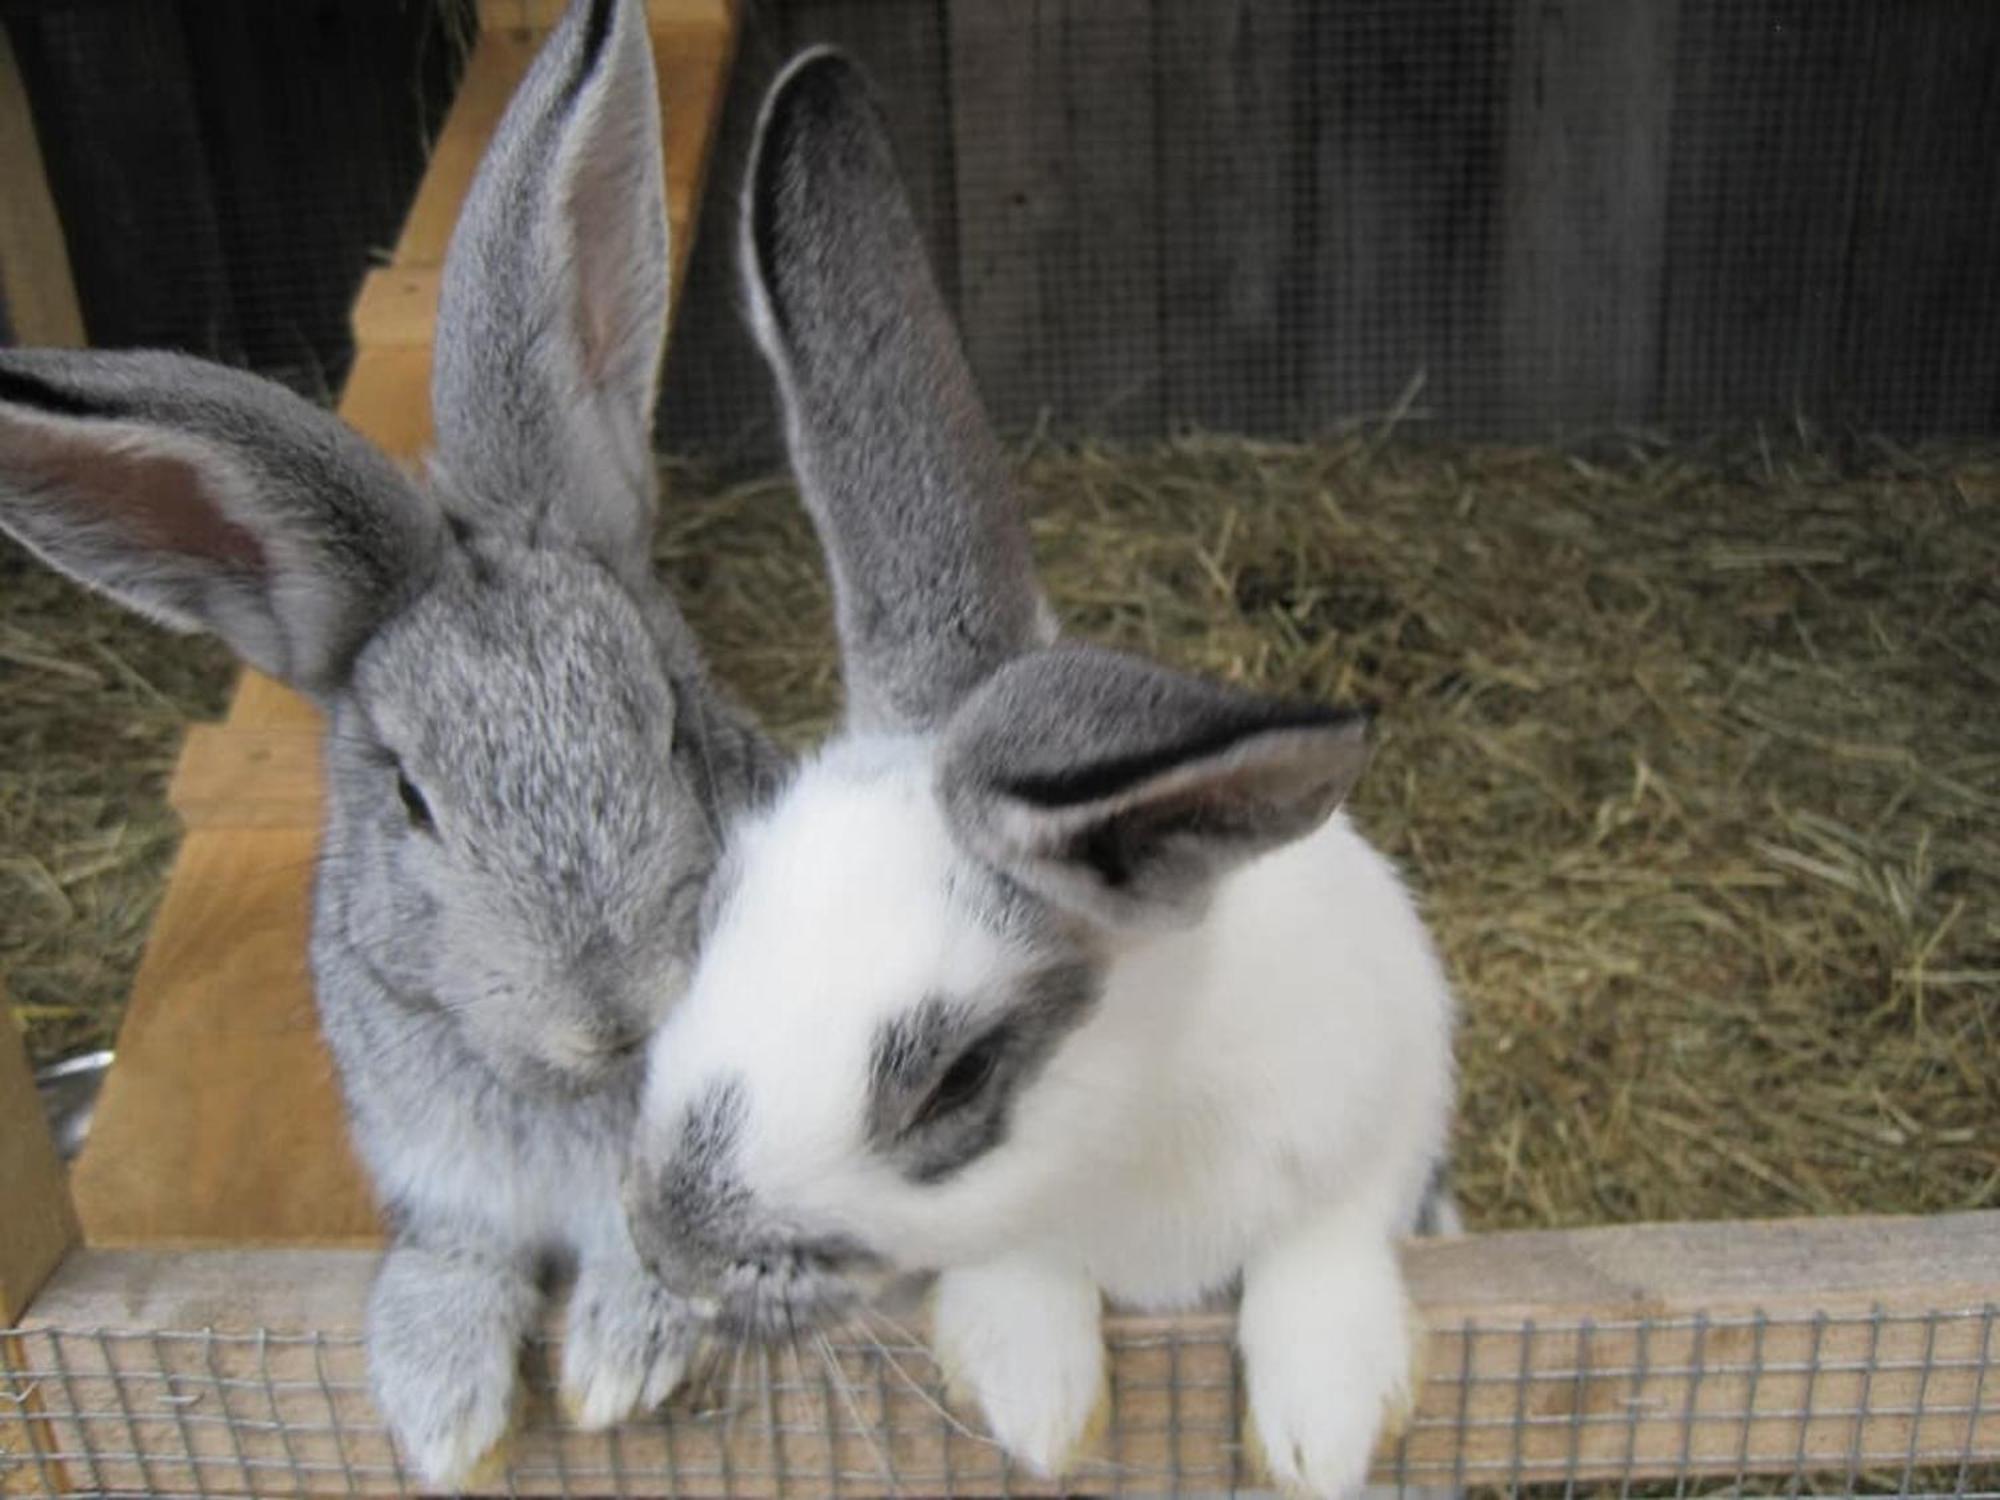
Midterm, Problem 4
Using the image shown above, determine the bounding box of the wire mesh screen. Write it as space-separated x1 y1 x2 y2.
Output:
657 0 2000 461
0 0 469 397
5 1307 1997 1497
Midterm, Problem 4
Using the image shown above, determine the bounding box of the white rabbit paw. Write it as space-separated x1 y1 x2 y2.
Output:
559 1260 701 1430
930 1260 1106 1478
1242 1275 1415 1499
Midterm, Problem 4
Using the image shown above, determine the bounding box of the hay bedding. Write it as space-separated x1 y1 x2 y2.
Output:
3 437 1995 1228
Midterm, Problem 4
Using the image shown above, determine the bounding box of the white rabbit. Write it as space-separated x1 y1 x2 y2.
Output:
624 50 1459 1499
0 0 785 1484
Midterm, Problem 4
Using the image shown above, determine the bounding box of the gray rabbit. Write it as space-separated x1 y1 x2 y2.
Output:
0 0 780 1483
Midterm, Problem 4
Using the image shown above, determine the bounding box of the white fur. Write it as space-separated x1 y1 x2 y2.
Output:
642 736 1455 1494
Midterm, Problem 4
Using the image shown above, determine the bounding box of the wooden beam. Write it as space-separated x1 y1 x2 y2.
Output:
167 728 323 830
0 24 85 346
477 0 731 33
0 986 78 1325
9 1215 1997 1494
336 345 436 461
64 831 380 1250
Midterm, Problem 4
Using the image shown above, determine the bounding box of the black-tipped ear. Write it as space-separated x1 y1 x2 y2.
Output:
745 49 1052 735
0 349 439 695
431 0 668 565
938 646 1371 928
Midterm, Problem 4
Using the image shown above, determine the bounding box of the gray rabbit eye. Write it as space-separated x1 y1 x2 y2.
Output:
395 770 436 835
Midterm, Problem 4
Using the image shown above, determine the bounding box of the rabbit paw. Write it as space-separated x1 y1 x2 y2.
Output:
931 1259 1105 1478
1240 1222 1415 1499
367 1244 538 1490
560 1258 702 1430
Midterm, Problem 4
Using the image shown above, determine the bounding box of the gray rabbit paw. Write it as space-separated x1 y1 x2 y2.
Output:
559 1261 702 1430
367 1246 536 1490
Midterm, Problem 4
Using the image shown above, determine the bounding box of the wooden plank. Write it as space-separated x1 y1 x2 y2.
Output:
1156 0 1307 435
1039 0 1162 439
1658 0 1878 431
5 4 240 363
0 985 78 1325
1498 0 1677 432
167 728 323 830
169 0 464 394
222 672 323 733
1302 3 1509 431
947 0 1052 436
478 0 731 33
11 1216 1999 1495
947 0 1163 438
1830 1 2000 436
0 25 85 347
336 345 436 460
65 831 380 1249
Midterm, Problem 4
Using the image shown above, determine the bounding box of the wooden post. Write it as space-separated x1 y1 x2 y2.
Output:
0 23 86 346
0 986 78 1325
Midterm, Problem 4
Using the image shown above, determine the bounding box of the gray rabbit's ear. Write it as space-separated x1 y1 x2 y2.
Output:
0 349 441 696
938 646 1371 929
432 0 668 563
745 49 1052 735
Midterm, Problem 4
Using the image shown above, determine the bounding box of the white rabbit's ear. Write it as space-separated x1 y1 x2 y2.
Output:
939 646 1371 928
745 49 1052 735
0 350 442 695
432 0 668 564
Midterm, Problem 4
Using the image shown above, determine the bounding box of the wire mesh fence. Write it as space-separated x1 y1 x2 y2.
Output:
5 1305 1997 1497
658 0 2000 462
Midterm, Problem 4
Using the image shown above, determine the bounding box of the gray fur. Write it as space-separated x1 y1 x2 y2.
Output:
744 49 1053 734
0 350 440 695
432 0 668 572
0 0 785 1482
939 644 1373 927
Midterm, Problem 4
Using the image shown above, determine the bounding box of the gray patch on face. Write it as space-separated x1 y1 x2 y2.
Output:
627 1075 890 1340
626 1077 763 1295
660 1077 754 1267
865 959 1100 1185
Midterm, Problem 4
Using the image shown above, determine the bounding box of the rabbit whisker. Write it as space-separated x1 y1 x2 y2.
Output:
851 1309 993 1446
814 1327 899 1497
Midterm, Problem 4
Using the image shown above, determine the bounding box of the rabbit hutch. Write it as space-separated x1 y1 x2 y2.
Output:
1 0 1997 1493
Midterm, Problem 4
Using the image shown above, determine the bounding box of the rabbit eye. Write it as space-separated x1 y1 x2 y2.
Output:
395 771 435 834
912 1030 1004 1129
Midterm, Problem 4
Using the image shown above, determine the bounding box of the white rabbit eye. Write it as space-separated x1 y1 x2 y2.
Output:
911 1029 1005 1130
395 770 436 834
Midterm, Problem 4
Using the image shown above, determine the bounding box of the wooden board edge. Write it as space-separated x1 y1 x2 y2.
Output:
14 1216 1999 1495
0 984 79 1326
167 725 323 829
478 0 733 34
24 1213 2000 1337
0 26 86 347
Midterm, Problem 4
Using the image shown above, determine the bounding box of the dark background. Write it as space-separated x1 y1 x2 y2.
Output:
8 0 2000 458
